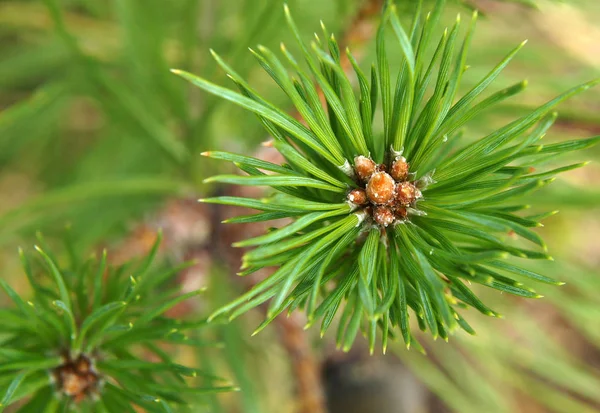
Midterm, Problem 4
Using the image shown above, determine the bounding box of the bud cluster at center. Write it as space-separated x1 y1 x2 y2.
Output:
347 155 422 227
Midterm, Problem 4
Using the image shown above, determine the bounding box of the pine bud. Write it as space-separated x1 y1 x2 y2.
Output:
366 172 396 205
395 182 421 206
347 188 368 205
390 157 409 182
394 207 408 220
354 155 376 182
55 354 99 401
373 206 395 227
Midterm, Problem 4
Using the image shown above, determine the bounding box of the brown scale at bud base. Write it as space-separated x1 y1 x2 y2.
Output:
347 188 368 205
366 172 395 205
390 157 409 182
354 155 376 182
395 182 421 206
373 206 395 227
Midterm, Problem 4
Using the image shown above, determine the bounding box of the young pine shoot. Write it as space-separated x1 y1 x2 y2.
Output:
0 233 235 412
173 1 599 353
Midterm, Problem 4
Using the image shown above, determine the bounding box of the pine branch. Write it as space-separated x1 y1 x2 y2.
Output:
0 232 234 412
172 1 599 353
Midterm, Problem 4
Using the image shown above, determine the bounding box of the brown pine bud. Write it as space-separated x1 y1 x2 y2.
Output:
394 207 408 220
347 188 368 205
376 163 387 173
366 172 395 205
62 371 88 397
354 155 376 182
390 157 409 182
75 356 91 373
54 354 99 402
373 206 395 227
395 182 421 206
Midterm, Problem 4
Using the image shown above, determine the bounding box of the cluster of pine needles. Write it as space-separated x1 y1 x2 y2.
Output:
174 1 599 353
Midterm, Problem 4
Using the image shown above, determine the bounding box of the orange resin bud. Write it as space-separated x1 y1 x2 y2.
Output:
366 172 396 205
75 356 91 373
373 206 395 227
354 155 376 182
347 188 368 205
54 354 99 402
390 157 409 182
62 370 87 397
394 207 408 220
395 182 421 206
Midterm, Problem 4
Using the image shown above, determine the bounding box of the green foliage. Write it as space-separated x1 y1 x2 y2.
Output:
1 0 600 412
174 1 599 352
393 258 600 413
0 0 362 249
0 233 234 412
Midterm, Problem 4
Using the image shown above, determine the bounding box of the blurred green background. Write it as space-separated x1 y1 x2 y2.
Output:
1 0 599 412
